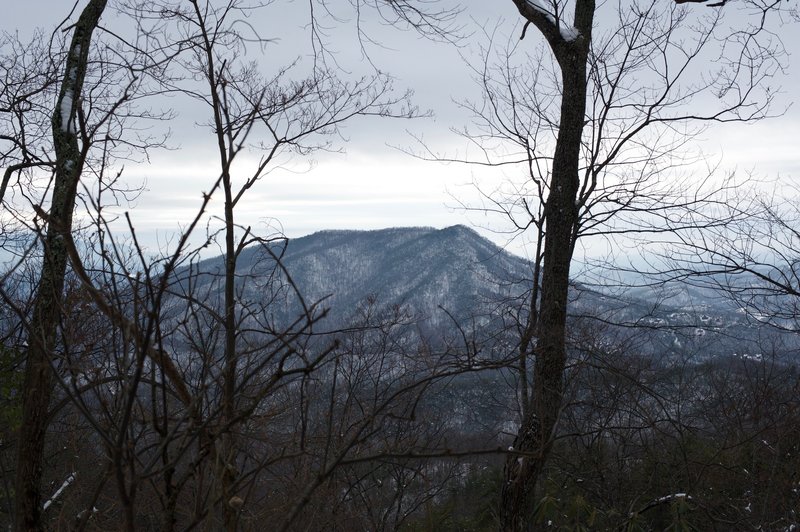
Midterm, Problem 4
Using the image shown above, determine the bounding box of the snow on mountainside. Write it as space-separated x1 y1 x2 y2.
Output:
233 225 533 330
182 225 800 361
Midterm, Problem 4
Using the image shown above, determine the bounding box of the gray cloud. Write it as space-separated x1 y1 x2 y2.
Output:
3 1 799 260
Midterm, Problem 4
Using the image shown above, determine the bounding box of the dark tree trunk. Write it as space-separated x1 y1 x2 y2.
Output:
500 1 594 530
220 165 238 532
14 2 107 530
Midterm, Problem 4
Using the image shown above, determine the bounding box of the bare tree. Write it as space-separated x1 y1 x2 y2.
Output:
2 0 467 529
411 1 787 528
654 187 800 332
11 3 109 529
1 0 182 525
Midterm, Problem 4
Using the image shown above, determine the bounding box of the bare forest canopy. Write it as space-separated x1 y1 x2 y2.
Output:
1 1 800 531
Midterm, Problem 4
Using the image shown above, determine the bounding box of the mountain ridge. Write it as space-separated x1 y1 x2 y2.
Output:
237 224 533 330
181 224 799 360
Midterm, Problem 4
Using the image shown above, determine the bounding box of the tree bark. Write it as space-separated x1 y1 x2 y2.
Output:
14 2 107 530
500 1 594 530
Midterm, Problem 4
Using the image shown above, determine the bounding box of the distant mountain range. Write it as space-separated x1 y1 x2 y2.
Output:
184 225 800 361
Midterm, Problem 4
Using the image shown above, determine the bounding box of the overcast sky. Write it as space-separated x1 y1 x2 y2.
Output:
3 1 799 262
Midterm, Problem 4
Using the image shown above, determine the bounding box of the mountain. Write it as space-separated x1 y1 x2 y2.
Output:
182 225 800 361
232 225 533 332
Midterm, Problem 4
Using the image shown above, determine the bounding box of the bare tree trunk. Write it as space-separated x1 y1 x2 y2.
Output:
14 2 108 530
188 1 240 525
220 166 238 532
500 2 594 529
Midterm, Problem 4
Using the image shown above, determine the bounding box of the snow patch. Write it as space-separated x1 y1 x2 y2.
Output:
43 472 76 511
60 62 78 132
525 0 555 23
76 506 99 520
524 0 579 41
655 492 691 504
60 89 74 132
560 24 580 41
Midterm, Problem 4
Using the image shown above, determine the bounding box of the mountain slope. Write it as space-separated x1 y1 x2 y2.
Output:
234 225 533 329
182 225 799 361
